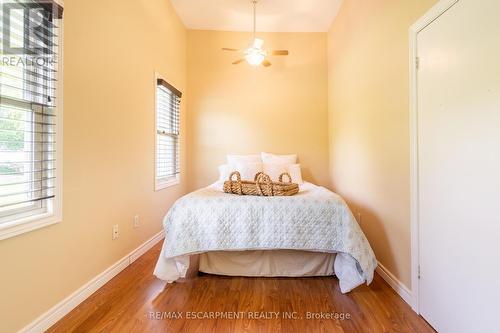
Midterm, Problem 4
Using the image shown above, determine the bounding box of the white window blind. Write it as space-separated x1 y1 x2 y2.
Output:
0 0 63 235
155 78 181 189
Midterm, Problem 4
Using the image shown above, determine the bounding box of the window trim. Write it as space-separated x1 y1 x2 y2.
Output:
154 72 180 191
155 173 180 191
0 2 64 241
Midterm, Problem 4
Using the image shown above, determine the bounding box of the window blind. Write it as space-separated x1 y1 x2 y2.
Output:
156 78 181 183
0 0 62 222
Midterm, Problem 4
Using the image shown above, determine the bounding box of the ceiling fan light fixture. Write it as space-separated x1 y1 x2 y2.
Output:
222 0 288 67
252 38 264 49
245 48 266 66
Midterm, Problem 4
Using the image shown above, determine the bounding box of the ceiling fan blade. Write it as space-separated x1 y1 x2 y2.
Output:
232 59 245 65
222 48 240 52
271 50 289 56
262 59 272 67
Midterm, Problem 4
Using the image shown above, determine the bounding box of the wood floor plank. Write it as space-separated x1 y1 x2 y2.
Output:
48 242 435 333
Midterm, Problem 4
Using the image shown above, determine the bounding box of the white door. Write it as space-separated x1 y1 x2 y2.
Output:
417 0 500 332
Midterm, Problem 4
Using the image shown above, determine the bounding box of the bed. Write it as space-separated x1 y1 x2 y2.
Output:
154 181 377 293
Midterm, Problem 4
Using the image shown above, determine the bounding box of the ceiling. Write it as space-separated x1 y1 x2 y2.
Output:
170 0 343 32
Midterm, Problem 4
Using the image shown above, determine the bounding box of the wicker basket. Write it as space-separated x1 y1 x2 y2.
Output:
223 171 299 196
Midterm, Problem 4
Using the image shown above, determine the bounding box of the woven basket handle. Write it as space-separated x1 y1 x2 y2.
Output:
256 173 273 196
279 172 292 183
229 171 243 195
254 172 265 182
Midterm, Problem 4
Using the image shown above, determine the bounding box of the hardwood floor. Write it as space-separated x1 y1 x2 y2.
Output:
48 242 435 333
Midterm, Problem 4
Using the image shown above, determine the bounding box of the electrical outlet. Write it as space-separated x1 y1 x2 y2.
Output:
112 224 119 240
133 215 140 228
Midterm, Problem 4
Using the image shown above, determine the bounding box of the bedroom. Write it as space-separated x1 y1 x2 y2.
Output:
0 0 498 332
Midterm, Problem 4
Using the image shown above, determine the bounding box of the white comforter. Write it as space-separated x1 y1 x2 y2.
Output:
154 182 377 293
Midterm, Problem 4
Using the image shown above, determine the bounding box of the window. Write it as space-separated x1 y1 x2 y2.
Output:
155 77 181 190
0 0 63 240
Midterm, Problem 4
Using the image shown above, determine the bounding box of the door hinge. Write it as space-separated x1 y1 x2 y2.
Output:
416 56 420 70
418 265 421 279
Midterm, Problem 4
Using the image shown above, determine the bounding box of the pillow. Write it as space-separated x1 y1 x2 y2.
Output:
261 152 297 165
263 163 288 182
263 163 303 184
220 162 263 181
287 164 303 184
218 164 231 182
233 162 263 180
227 154 261 165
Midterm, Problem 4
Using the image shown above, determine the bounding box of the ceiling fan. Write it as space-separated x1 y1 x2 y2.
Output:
222 0 289 67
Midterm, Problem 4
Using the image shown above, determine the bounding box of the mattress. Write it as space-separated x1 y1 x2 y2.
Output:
199 250 336 277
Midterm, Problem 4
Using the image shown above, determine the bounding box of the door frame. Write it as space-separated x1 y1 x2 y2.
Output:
409 0 459 314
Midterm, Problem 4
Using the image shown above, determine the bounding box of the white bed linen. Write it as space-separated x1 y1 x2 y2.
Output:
154 182 377 293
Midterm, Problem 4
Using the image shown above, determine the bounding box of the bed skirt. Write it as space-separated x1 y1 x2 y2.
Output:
199 250 336 277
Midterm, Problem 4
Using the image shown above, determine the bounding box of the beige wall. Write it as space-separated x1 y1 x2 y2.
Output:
0 0 187 331
186 30 330 190
327 0 436 288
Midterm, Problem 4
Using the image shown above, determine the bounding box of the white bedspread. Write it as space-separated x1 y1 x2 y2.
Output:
154 182 377 293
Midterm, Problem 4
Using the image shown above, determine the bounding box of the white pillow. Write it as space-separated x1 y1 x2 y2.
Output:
233 162 263 180
227 154 261 165
261 152 297 165
287 164 303 184
263 163 288 182
220 162 263 181
263 163 303 184
218 164 231 182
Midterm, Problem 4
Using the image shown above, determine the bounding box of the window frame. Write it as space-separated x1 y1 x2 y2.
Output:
154 72 181 191
0 1 64 240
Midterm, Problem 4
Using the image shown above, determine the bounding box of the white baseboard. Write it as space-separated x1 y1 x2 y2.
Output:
376 261 413 307
20 231 165 333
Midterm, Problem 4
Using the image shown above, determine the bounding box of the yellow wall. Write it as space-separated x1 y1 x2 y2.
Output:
0 0 187 331
186 30 330 190
327 0 436 288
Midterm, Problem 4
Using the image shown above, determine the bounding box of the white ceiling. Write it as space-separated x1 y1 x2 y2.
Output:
170 0 343 32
